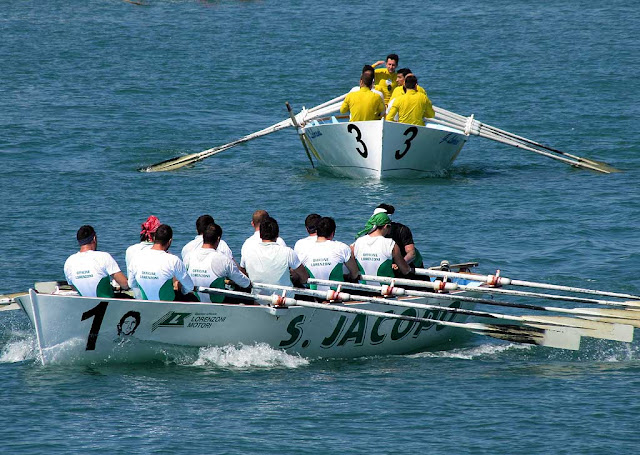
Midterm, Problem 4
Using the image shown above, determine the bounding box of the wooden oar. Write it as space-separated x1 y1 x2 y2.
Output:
0 291 26 312
254 282 632 343
431 106 619 173
139 94 347 173
414 268 640 301
306 277 640 327
286 102 314 168
198 286 580 350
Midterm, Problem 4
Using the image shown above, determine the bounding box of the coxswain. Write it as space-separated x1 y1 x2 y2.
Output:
340 72 386 122
385 75 434 126
64 225 129 297
371 53 399 105
184 223 250 303
242 217 308 294
293 213 321 258
181 214 234 262
352 212 411 286
128 224 195 301
374 203 424 272
240 209 286 273
298 217 360 291
125 215 161 278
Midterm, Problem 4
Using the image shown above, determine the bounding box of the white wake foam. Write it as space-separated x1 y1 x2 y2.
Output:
410 342 531 360
193 343 309 369
0 336 36 363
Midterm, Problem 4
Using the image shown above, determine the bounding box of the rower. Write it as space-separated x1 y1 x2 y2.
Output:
184 223 250 303
293 213 321 258
371 53 399 105
349 65 384 102
125 215 160 279
374 203 424 275
352 212 411 286
385 75 435 126
298 217 360 291
389 68 428 104
240 209 286 273
64 225 129 298
242 217 308 294
340 72 386 122
181 214 234 262
127 224 195 301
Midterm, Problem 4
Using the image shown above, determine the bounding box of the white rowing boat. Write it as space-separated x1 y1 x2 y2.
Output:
15 281 481 365
301 117 467 179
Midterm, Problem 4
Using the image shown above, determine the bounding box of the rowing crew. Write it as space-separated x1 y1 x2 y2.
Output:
340 53 435 126
63 205 424 302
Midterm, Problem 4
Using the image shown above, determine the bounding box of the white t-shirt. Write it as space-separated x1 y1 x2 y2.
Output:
300 240 352 291
64 250 121 297
128 249 194 301
243 242 300 294
181 235 234 262
294 235 317 258
353 235 396 286
350 85 385 102
125 241 153 276
240 231 287 268
185 248 250 303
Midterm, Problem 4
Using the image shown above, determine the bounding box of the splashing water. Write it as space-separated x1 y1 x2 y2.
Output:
193 343 310 369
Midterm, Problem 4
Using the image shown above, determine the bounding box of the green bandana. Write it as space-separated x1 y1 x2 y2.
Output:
355 212 391 239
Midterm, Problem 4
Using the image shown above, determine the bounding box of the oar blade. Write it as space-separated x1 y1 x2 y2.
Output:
0 303 20 312
468 323 581 351
523 315 633 343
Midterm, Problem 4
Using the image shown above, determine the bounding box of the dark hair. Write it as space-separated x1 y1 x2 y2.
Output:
203 223 222 245
252 209 270 226
397 68 412 77
362 64 375 74
196 215 215 235
386 54 399 63
259 217 279 241
77 225 96 244
316 217 336 238
376 203 395 215
361 72 374 88
405 75 418 90
154 224 173 245
305 213 322 234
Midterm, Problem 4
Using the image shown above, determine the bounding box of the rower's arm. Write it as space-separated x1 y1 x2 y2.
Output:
112 271 130 290
392 244 411 275
291 264 309 285
345 255 360 280
404 244 417 264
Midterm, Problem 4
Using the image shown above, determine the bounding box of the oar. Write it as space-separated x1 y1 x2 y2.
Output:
286 102 314 168
0 291 26 312
198 286 580 350
413 268 640 301
305 277 640 327
139 94 347 173
254 282 632 343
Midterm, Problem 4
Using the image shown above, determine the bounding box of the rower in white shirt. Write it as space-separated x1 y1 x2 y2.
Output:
240 209 286 272
181 214 234 262
125 215 161 278
64 225 129 298
293 213 321 259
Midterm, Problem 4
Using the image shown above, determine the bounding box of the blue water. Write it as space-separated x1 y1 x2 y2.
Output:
1 0 639 453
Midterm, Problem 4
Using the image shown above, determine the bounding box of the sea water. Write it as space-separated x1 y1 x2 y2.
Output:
1 1 639 453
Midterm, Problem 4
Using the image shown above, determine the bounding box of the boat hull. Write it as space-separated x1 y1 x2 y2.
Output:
17 290 473 365
303 119 467 179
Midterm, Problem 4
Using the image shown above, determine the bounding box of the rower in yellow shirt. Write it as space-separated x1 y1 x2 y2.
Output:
340 72 386 122
385 75 435 126
371 53 399 105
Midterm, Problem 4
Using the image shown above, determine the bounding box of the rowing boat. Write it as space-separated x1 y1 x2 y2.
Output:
301 117 467 179
15 281 480 365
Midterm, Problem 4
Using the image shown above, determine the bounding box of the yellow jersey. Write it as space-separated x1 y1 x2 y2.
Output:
374 68 397 104
340 87 386 122
390 84 426 102
385 89 435 126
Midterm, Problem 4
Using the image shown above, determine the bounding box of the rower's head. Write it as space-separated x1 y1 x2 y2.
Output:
77 225 97 250
251 209 270 231
405 75 418 91
305 213 322 235
196 214 215 235
316 217 336 240
140 215 161 242
375 203 395 215
396 68 411 87
360 72 374 89
154 224 173 250
386 54 399 73
259 217 279 242
202 223 222 249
